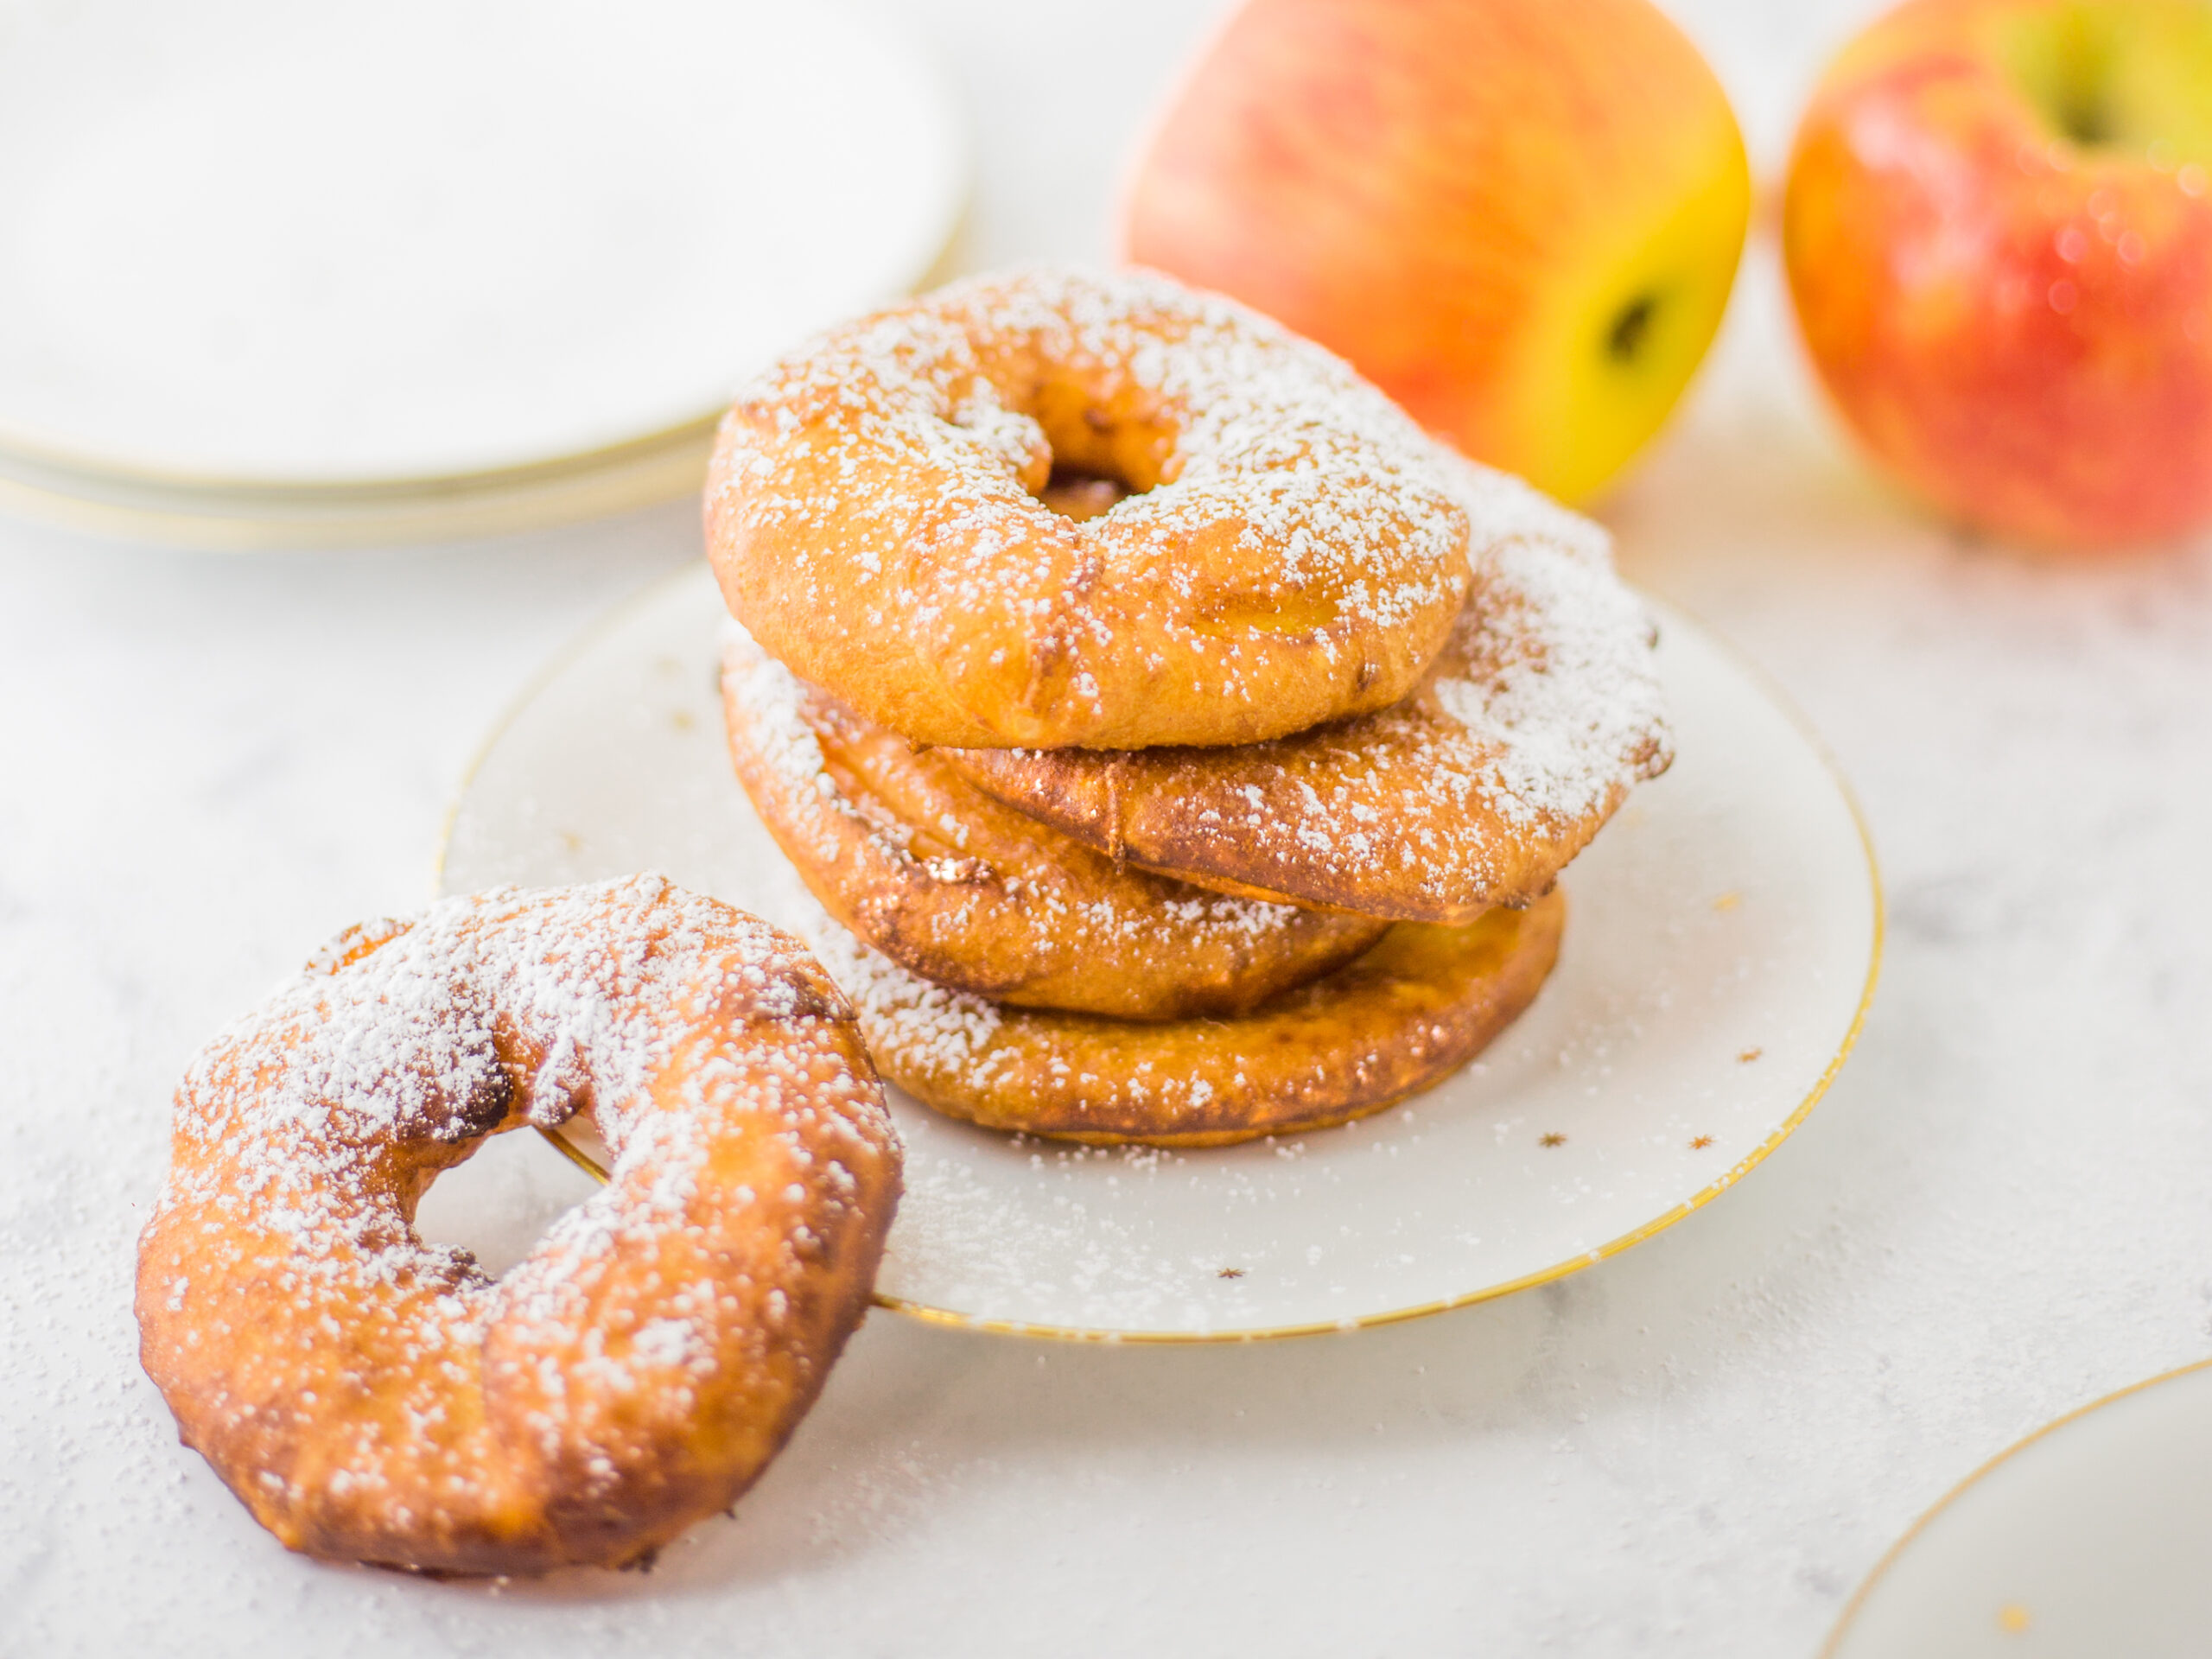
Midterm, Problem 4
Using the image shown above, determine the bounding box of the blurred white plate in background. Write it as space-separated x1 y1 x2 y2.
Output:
437 564 1881 1342
0 0 963 535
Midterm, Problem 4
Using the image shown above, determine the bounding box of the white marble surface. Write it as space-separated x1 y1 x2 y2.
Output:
5 2 2211 1653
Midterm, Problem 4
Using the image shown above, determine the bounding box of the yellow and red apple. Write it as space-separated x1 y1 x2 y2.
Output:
1785 0 2212 549
1121 0 1751 505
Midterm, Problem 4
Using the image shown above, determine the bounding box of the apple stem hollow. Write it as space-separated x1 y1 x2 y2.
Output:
1607 293 1661 365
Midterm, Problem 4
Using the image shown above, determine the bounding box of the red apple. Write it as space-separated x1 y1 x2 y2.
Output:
1122 0 1751 506
1784 0 2212 549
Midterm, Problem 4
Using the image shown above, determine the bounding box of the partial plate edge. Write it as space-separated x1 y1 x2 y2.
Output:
0 417 719 550
1819 1357 2212 1657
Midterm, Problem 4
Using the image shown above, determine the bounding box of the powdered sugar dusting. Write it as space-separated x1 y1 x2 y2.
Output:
797 896 1014 1090
707 264 1472 747
1428 454 1672 827
137 875 899 1572
760 874 1560 1150
721 620 1386 1014
951 451 1671 919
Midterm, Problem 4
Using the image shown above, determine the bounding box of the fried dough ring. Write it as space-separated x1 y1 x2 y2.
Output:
948 462 1670 925
800 889 1566 1147
721 626 1388 1020
706 265 1471 751
135 878 901 1577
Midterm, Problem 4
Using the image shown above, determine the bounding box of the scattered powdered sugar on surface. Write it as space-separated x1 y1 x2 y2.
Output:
738 889 1388 1328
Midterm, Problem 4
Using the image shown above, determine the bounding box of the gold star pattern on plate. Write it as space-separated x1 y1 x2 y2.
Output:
1539 1131 1567 1147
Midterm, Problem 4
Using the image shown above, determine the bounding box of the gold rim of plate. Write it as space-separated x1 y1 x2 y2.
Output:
440 560 1885 1345
1818 1355 2212 1655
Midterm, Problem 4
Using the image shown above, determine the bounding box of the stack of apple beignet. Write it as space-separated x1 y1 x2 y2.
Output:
706 266 1669 1147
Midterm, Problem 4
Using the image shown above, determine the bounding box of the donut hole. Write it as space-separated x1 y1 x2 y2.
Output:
1015 373 1179 518
411 1123 600 1277
1038 463 1131 522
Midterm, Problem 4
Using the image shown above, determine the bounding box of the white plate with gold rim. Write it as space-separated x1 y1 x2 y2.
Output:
0 0 963 545
436 562 1879 1342
1824 1359 2212 1657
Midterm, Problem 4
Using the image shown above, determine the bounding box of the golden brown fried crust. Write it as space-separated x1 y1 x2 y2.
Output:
830 889 1565 1147
135 879 902 1577
946 518 1672 925
705 266 1470 751
721 630 1389 1020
